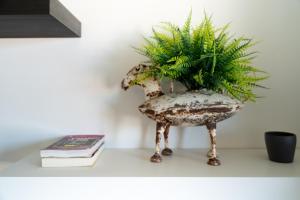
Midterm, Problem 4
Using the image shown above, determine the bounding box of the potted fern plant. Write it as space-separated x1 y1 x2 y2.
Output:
121 12 268 165
135 13 267 101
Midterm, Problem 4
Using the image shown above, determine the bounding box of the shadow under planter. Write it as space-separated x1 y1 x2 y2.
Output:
265 131 297 163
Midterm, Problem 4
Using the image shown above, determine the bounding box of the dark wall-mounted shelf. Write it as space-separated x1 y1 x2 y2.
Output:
0 0 81 38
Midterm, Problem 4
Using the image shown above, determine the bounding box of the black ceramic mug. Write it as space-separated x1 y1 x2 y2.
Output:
265 131 297 163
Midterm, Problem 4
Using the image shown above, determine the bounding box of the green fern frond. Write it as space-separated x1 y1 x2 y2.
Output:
134 12 268 102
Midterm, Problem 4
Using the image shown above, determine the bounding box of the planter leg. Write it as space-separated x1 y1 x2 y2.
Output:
206 149 213 158
150 122 165 163
207 149 218 158
162 123 173 156
206 123 221 166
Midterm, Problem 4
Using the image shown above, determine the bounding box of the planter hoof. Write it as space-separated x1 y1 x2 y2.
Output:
162 148 173 156
150 153 162 163
207 158 221 166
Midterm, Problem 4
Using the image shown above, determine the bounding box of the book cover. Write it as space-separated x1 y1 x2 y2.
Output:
40 135 105 158
44 135 104 151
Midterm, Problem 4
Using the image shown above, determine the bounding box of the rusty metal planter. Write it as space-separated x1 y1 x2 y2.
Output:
122 65 243 166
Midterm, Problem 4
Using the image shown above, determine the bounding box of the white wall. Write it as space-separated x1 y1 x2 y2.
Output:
0 0 299 161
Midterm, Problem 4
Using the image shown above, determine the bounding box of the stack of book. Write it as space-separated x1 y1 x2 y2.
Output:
40 135 105 167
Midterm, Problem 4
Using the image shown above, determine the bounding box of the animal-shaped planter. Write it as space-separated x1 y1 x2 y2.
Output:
121 64 243 166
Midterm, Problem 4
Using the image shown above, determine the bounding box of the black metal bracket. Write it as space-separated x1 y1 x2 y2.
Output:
0 0 81 38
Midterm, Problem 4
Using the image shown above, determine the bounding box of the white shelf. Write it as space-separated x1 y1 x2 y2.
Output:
0 148 299 177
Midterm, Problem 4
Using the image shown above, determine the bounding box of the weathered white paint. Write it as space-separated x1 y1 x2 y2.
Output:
143 90 241 109
139 90 242 126
209 128 217 158
164 136 169 149
142 78 162 100
156 126 165 153
121 65 163 100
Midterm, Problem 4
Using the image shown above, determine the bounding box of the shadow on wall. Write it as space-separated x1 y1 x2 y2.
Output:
94 36 209 148
89 34 156 147
0 126 60 162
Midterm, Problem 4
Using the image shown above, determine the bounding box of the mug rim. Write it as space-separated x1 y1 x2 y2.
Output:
265 131 296 137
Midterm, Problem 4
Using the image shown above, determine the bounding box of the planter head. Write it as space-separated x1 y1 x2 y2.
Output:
121 64 150 91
